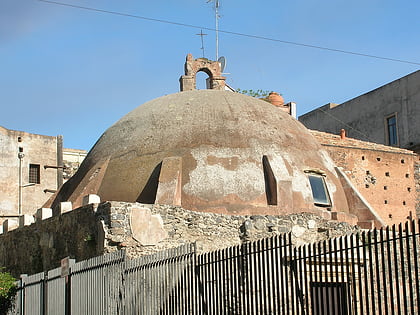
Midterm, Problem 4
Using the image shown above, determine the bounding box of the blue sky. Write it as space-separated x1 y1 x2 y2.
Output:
1 0 419 150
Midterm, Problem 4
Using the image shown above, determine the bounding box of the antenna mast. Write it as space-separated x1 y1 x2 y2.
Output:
214 0 220 60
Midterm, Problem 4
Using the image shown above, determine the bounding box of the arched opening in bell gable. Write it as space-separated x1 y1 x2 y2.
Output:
196 68 213 90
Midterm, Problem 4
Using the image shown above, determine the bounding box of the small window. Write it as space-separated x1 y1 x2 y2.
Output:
308 174 331 207
386 115 398 146
29 164 40 184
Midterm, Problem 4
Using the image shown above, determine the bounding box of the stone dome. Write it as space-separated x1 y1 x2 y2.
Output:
51 90 350 216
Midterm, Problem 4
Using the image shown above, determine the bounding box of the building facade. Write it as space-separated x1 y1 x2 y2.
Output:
299 70 420 153
0 126 62 224
0 126 87 225
311 130 417 226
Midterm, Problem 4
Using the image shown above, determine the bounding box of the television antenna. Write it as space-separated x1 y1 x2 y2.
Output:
196 29 208 58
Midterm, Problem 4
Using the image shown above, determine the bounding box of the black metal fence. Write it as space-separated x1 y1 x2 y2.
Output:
8 219 420 314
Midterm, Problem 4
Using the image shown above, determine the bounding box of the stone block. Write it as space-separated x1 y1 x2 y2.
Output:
35 208 53 221
130 206 168 246
307 219 317 229
291 225 306 237
60 201 73 214
82 194 101 206
3 219 18 232
19 214 35 227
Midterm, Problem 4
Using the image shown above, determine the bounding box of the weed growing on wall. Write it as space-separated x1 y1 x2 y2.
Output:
236 88 272 100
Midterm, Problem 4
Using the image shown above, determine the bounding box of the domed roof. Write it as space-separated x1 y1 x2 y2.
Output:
51 90 350 216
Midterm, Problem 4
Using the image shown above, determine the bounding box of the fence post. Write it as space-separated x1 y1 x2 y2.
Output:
64 275 70 315
19 274 27 315
61 257 75 315
41 271 48 315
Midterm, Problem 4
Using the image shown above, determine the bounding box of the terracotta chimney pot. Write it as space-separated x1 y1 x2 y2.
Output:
268 92 284 107
340 129 346 139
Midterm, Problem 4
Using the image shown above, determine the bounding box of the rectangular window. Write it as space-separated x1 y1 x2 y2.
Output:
29 164 40 184
387 115 398 146
308 174 331 207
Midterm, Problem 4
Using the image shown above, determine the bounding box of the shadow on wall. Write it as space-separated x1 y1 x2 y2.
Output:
136 162 162 204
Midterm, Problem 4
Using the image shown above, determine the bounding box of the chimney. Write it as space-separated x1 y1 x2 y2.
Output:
268 92 284 107
340 129 346 139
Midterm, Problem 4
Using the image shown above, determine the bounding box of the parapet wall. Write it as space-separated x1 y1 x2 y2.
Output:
0 201 359 277
0 204 103 277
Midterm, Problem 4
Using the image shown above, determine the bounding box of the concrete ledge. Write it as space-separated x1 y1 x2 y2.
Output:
3 219 18 233
35 208 53 221
59 202 73 215
19 214 35 227
82 194 101 206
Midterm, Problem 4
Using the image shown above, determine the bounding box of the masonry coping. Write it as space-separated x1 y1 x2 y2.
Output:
311 130 416 155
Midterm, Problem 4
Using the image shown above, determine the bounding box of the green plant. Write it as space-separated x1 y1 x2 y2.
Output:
236 89 284 104
0 269 17 315
236 88 272 99
84 234 95 242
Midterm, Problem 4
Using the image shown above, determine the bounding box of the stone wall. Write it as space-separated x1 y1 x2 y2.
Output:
0 204 103 277
100 203 359 258
0 201 359 277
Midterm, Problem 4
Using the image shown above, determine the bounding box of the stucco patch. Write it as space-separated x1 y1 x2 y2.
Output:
184 147 264 201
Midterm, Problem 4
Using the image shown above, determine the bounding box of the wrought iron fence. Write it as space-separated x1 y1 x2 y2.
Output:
7 220 420 314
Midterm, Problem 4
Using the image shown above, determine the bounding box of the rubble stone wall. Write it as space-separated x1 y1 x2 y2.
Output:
0 201 359 277
102 203 359 257
0 204 102 277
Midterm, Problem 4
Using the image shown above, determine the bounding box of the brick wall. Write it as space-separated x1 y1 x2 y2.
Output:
312 130 417 226
415 160 420 217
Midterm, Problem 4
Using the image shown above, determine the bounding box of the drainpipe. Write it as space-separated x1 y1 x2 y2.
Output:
18 150 25 216
57 135 63 189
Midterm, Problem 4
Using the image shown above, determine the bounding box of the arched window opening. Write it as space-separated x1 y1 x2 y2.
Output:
196 71 211 90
